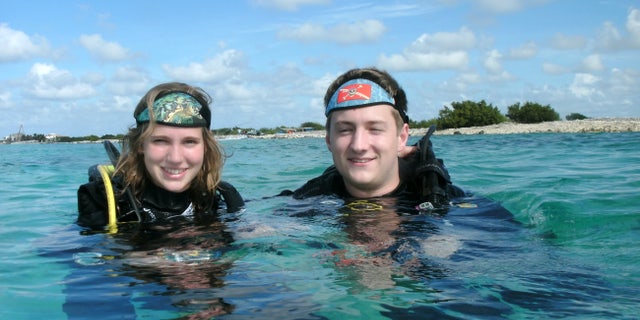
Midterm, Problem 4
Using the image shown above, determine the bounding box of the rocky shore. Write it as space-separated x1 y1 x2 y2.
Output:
427 118 640 136
219 118 640 140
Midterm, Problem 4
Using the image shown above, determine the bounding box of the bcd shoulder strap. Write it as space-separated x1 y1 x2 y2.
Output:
413 125 454 207
217 181 245 212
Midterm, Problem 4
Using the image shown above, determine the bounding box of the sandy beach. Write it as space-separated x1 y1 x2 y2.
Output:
218 118 640 140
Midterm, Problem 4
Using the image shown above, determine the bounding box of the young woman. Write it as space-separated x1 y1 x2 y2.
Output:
77 82 243 229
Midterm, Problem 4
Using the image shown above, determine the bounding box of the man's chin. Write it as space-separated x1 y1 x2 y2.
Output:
345 178 376 191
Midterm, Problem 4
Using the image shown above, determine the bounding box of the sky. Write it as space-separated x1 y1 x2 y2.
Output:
1 0 639 137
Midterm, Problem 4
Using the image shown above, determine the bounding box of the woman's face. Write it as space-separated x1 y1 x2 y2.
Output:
142 125 205 193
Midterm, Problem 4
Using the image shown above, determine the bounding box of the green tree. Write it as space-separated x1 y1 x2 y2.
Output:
259 127 277 135
213 127 235 135
299 122 324 130
566 113 588 121
33 133 46 142
436 100 506 129
506 102 560 123
101 134 123 140
409 118 438 128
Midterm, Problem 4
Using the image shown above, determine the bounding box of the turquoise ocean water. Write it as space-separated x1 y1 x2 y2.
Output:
0 132 638 319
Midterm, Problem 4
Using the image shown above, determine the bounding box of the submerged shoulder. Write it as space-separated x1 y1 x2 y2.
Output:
292 165 344 200
217 181 245 213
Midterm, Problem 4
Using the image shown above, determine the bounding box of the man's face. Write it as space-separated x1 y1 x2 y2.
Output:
326 105 409 198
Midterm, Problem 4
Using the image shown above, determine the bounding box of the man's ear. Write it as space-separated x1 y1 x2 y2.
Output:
397 123 409 152
325 133 332 152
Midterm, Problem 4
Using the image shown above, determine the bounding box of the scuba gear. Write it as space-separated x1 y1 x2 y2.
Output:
216 181 245 213
287 124 464 207
77 141 244 230
103 141 142 223
414 124 459 208
95 164 117 231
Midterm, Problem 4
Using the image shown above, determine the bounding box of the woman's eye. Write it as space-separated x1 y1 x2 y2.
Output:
184 139 200 146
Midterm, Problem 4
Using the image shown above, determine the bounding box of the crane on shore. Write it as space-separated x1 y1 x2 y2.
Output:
4 124 24 143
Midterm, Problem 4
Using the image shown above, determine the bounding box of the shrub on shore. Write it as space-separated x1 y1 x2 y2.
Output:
566 113 588 121
506 102 560 123
436 100 507 129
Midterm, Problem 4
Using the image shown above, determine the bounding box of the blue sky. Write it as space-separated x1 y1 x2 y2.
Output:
1 0 639 137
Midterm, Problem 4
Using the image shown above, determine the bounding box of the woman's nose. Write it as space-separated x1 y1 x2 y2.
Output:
166 144 182 163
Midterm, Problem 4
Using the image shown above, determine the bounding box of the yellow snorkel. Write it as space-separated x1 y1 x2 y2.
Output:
99 140 143 233
96 164 118 233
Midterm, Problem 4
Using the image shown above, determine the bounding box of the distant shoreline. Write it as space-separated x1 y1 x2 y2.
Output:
218 118 640 140
429 118 640 136
4 118 638 144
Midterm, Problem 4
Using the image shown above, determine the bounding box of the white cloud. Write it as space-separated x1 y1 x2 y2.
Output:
378 51 468 71
542 63 569 75
112 95 135 112
476 0 525 13
484 49 503 74
408 27 476 52
458 72 482 85
597 21 624 51
107 67 151 96
0 91 12 109
627 7 640 44
550 33 586 50
279 23 323 41
0 23 50 62
596 8 640 51
542 53 605 75
252 0 330 11
487 70 515 82
569 73 603 99
580 54 604 72
25 63 95 99
84 72 105 84
507 42 537 59
609 67 639 95
221 82 257 102
79 34 133 62
162 50 247 83
377 27 475 71
278 20 386 44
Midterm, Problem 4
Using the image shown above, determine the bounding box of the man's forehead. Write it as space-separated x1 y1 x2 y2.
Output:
330 104 396 123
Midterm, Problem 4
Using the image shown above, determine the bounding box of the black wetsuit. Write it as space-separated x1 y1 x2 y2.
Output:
284 125 466 207
285 153 465 206
77 175 244 229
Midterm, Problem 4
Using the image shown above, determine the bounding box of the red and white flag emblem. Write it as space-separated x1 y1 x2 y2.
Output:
337 84 372 103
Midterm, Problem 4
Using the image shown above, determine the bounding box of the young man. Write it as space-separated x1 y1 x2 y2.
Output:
289 68 463 208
